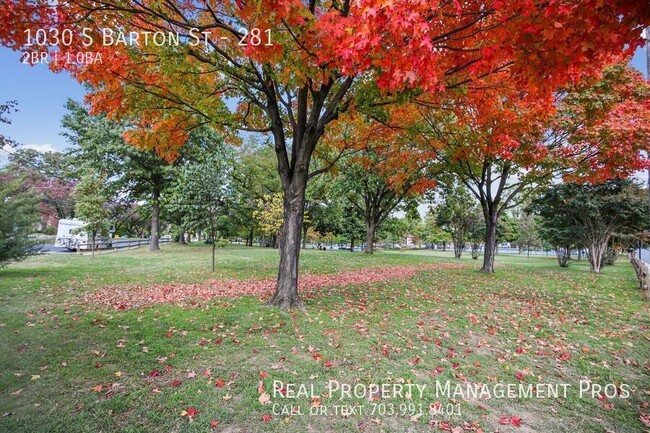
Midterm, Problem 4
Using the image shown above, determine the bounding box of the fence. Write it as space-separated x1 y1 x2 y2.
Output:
629 253 650 301
78 237 172 252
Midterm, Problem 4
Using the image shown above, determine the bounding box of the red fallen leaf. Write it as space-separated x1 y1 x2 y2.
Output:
262 414 271 422
210 420 219 427
95 363 103 368
166 365 173 372
515 371 524 380
117 304 126 310
170 380 182 387
199 340 207 346
323 360 334 368
515 347 524 354
640 413 650 428
187 408 198 417
557 352 571 361
149 370 160 377
260 371 269 379
17 344 28 352
412 356 420 365
499 416 509 425
451 363 459 369
439 420 451 431
215 339 223 344
215 379 226 388
165 332 173 338
510 416 522 427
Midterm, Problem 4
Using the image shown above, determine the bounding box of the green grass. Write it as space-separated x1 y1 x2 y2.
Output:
1 244 648 432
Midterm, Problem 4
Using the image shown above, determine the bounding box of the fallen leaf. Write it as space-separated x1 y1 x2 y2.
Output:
259 392 271 405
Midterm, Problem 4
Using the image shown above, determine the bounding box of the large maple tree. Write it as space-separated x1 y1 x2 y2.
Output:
417 62 650 273
1 0 648 308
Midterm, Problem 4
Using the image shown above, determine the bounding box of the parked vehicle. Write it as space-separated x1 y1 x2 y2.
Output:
54 219 113 251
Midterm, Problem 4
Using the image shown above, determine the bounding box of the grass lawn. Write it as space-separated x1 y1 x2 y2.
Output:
0 244 648 432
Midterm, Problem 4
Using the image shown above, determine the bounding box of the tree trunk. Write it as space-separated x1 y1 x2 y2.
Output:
302 224 308 249
91 228 96 259
350 237 355 252
453 235 463 258
178 229 186 245
588 239 608 273
212 241 216 273
364 222 377 254
442 241 447 252
149 188 160 252
267 184 307 311
247 227 254 247
481 212 498 273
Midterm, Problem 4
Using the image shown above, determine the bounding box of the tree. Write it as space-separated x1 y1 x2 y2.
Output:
5 148 77 225
418 61 650 273
253 193 284 248
62 100 176 252
532 179 648 273
336 129 433 254
230 140 281 247
3 0 647 308
311 180 366 251
0 100 18 149
74 171 111 258
516 209 540 258
0 170 40 268
169 141 234 272
467 215 486 260
420 209 452 250
433 182 481 258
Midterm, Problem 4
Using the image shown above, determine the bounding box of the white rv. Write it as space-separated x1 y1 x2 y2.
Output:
55 219 112 250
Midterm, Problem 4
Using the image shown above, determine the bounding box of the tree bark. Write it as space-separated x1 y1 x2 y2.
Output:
149 187 160 252
587 239 608 273
178 229 186 245
302 223 308 249
453 235 463 258
91 228 96 259
350 237 355 252
481 211 498 273
247 227 254 247
364 222 377 254
267 183 307 311
212 241 216 273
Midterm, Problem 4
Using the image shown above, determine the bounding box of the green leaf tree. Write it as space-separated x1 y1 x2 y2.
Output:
74 171 111 258
433 182 482 259
62 100 176 252
0 171 40 268
532 179 648 272
167 137 235 272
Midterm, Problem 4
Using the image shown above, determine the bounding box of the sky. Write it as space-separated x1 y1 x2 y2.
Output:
0 45 648 163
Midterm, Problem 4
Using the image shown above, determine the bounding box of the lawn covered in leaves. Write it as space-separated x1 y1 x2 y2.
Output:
0 244 648 432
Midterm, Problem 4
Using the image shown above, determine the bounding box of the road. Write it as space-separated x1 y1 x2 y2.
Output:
37 244 74 253
637 248 650 264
